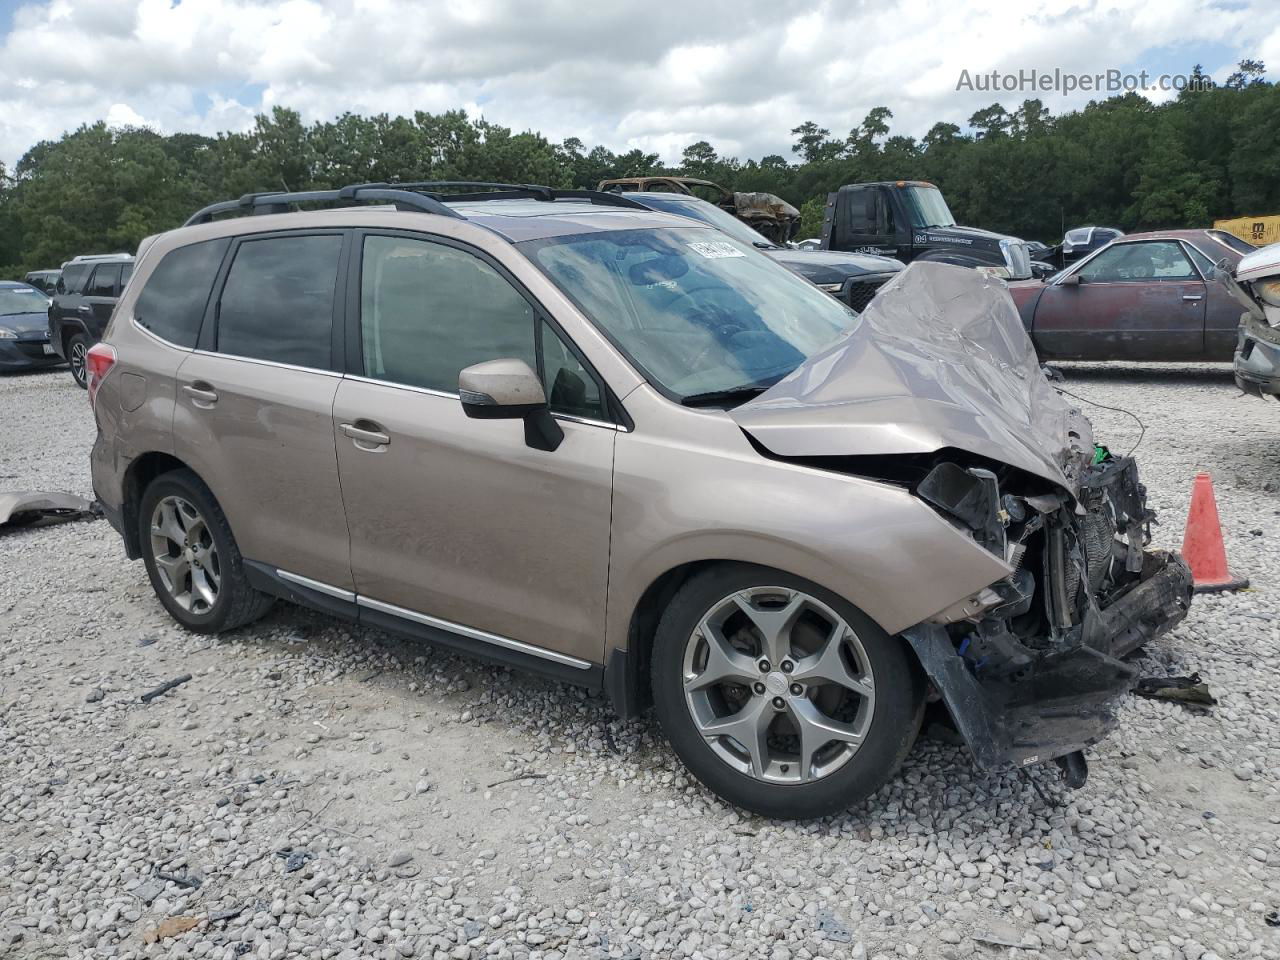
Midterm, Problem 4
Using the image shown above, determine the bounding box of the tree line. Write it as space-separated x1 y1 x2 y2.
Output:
1 61 1277 278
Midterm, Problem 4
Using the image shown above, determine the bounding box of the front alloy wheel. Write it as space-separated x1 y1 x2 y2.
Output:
149 495 221 614
651 565 923 818
683 587 875 784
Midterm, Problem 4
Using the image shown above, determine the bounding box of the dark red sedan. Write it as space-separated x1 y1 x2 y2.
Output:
1008 229 1253 361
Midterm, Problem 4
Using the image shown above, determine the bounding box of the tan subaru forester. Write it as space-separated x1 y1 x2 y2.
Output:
87 182 1192 818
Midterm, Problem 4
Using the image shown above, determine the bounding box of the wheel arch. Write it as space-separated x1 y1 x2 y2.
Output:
605 555 928 722
120 451 199 559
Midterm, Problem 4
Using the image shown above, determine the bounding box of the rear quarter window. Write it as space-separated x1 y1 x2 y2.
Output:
133 239 230 347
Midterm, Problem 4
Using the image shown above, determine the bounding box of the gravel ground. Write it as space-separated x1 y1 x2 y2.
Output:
1 361 1278 960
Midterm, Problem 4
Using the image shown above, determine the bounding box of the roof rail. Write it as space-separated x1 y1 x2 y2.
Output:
183 180 651 227
343 181 652 211
183 186 466 227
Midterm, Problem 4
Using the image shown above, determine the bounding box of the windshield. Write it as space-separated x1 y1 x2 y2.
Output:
640 196 777 249
523 227 857 403
0 286 49 317
901 185 955 229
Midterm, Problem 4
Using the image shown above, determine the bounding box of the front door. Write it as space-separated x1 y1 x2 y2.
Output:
333 232 616 665
173 230 354 591
1031 240 1206 361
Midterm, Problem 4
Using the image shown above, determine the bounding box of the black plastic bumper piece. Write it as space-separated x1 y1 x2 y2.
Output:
903 549 1193 774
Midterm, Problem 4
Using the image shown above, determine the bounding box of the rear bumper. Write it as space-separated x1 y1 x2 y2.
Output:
904 550 1191 770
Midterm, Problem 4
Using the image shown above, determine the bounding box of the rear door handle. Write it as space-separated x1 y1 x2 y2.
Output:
1183 295 1204 301
182 383 218 407
340 421 391 449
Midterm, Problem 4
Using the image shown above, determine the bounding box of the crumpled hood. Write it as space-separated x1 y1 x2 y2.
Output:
731 261 1096 494
769 249 903 284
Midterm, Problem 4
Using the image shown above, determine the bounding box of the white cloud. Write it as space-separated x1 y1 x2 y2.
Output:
0 0 1276 170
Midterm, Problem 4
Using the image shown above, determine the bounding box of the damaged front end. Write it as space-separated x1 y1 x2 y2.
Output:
902 452 1191 777
732 261 1194 784
1218 250 1280 399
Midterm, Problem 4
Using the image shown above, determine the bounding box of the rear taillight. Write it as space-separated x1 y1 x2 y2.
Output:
86 343 117 409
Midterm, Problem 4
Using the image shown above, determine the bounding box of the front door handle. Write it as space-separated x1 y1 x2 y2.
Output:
1183 295 1204 302
182 383 218 407
340 421 391 449
77 305 92 314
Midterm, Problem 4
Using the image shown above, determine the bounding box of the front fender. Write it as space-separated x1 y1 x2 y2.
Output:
603 406 1011 659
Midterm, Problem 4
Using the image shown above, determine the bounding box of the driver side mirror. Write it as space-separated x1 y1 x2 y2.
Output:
1060 273 1081 287
459 358 563 452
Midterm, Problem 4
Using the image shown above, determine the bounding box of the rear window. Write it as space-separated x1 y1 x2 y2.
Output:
215 234 342 369
1209 230 1255 255
134 239 229 347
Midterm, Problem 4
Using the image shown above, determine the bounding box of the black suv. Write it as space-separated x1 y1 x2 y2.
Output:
49 254 135 387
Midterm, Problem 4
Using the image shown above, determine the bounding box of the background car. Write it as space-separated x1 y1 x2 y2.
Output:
1007 229 1248 361
0 281 61 372
1061 226 1125 264
626 191 903 312
48 253 134 387
22 269 61 294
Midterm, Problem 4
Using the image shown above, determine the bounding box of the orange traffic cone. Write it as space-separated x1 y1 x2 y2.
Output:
1181 472 1248 593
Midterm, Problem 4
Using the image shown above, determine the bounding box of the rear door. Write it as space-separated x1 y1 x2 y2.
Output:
1029 240 1206 360
332 230 616 666
173 230 354 592
83 263 123 340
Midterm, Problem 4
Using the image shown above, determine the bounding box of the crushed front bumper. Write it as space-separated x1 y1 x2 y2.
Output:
904 550 1191 770
1235 315 1280 399
901 455 1193 774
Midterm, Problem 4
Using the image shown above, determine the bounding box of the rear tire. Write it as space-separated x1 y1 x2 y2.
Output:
138 469 273 633
650 563 924 819
67 333 90 389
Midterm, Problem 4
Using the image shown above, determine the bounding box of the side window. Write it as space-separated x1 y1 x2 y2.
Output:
1077 241 1196 283
59 263 91 295
120 262 134 289
134 238 230 347
539 320 607 421
1183 243 1217 277
86 264 121 297
359 235 536 392
216 234 342 369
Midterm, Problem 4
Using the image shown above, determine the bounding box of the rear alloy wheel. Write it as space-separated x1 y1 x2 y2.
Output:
651 565 923 818
138 469 273 633
150 496 221 615
68 333 90 388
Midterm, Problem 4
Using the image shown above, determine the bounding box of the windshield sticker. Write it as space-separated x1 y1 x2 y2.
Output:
687 240 745 260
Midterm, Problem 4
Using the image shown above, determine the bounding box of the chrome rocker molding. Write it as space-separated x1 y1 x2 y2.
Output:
242 561 602 690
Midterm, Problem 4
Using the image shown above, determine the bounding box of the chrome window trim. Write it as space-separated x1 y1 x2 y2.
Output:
342 373 626 430
277 569 356 602
357 595 593 669
191 348 344 378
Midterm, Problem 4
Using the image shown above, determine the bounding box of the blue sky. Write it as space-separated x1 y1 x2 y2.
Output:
0 0 1275 169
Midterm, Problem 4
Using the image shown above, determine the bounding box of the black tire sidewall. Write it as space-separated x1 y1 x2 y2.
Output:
138 471 239 633
68 334 90 389
651 563 923 819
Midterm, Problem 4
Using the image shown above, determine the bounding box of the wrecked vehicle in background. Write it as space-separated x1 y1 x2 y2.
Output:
598 175 801 244
1228 243 1280 399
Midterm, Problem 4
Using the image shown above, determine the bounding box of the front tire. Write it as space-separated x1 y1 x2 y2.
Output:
138 469 273 633
67 333 90 389
650 563 924 819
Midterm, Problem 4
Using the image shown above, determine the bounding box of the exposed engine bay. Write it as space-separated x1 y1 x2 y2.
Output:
900 450 1192 778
